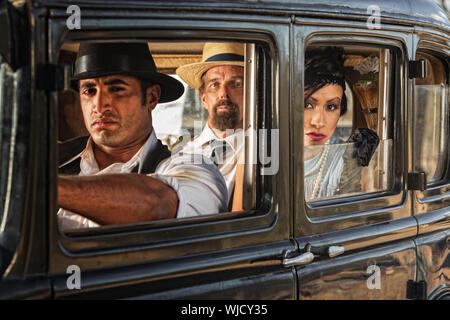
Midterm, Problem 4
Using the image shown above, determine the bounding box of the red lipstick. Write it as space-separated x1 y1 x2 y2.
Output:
306 132 326 141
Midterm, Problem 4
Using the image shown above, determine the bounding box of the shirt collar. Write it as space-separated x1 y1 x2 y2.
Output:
193 124 219 147
194 124 244 153
79 130 158 175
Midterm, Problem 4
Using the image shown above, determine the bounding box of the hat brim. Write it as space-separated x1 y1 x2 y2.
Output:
72 71 185 103
176 61 245 89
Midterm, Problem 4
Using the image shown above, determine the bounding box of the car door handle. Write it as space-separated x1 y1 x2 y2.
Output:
327 245 345 257
309 245 345 258
282 252 314 267
282 245 345 267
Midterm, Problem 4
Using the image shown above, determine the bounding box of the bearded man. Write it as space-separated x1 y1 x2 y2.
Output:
176 42 245 207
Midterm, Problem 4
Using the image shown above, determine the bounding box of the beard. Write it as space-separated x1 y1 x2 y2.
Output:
210 99 240 131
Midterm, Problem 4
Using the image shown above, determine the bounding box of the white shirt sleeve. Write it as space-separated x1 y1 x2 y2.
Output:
149 152 229 218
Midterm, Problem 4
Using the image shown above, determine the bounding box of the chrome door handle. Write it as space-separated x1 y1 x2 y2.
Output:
308 244 345 258
282 244 345 267
327 245 345 258
282 252 314 267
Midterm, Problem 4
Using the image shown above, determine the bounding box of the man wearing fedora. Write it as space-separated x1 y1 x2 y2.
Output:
176 42 245 209
57 42 228 231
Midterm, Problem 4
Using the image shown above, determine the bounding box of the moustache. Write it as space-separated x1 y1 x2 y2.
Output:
91 113 120 126
213 100 239 111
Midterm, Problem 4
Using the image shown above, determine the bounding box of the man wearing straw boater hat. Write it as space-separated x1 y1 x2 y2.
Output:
57 42 227 231
176 42 245 208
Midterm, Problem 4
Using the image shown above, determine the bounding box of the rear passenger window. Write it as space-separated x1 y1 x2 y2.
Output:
413 51 449 184
303 45 395 203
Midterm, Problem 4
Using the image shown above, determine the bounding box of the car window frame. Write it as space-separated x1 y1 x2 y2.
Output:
413 47 449 186
412 40 450 215
57 35 274 242
292 23 411 237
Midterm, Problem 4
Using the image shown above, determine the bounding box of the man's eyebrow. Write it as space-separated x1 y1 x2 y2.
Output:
206 75 244 84
205 77 219 84
103 78 130 86
80 81 96 90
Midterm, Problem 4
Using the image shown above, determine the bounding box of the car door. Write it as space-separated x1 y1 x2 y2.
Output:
44 3 297 299
290 20 418 299
0 0 52 298
411 31 450 300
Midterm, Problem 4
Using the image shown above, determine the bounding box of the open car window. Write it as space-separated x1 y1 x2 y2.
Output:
57 40 272 235
303 45 395 205
413 51 449 185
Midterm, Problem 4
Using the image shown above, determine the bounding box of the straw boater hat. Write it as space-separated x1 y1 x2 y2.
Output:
176 42 245 89
72 42 184 103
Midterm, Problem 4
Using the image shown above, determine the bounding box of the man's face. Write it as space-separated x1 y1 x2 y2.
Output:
79 74 160 148
200 65 244 133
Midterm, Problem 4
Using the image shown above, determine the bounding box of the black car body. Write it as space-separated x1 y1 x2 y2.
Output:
0 0 448 300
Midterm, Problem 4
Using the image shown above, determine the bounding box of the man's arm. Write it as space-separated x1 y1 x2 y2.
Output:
58 174 178 225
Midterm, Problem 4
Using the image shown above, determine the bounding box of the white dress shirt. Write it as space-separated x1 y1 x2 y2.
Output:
180 124 244 201
57 130 228 232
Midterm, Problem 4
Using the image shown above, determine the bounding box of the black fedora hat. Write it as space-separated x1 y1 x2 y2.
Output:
72 42 184 103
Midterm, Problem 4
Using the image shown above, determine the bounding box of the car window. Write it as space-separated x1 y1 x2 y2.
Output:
413 51 448 184
57 40 269 235
303 45 394 203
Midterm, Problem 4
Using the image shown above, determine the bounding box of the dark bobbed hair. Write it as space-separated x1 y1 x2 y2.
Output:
304 46 347 116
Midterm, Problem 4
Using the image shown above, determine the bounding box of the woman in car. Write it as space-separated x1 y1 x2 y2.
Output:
303 47 379 200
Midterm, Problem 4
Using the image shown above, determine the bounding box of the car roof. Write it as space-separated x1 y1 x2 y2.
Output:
31 0 450 32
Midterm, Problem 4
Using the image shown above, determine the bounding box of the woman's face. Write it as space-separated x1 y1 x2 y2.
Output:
304 84 343 147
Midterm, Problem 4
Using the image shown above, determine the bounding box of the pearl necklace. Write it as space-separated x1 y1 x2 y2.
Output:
311 145 329 199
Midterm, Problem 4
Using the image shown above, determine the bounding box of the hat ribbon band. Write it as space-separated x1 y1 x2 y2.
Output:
74 53 155 76
205 53 244 63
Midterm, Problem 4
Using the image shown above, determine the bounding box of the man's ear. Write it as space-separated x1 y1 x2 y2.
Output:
146 84 161 112
200 89 209 111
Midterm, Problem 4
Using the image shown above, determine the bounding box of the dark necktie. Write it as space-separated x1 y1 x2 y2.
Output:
210 140 233 166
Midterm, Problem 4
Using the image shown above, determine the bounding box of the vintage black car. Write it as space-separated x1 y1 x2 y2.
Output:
0 0 448 300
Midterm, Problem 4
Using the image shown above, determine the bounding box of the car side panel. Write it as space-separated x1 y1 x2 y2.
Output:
415 208 450 300
297 240 416 299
